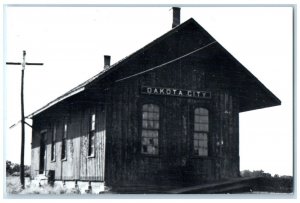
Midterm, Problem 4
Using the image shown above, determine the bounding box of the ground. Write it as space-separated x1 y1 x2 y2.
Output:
5 176 293 195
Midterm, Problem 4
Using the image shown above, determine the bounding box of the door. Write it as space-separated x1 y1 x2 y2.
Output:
39 131 47 174
165 98 189 182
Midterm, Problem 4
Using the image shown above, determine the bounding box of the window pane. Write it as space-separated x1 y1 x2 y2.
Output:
153 105 159 113
141 130 159 155
199 124 209 132
142 137 148 145
91 113 96 131
91 113 96 122
154 138 158 146
193 140 198 147
142 145 148 153
63 123 68 138
194 123 200 131
199 108 208 115
198 133 206 140
149 104 154 112
149 130 158 138
64 124 67 132
142 120 148 128
142 112 148 119
195 115 201 123
199 140 207 147
154 131 159 137
148 121 154 128
199 115 208 123
147 112 153 120
153 112 159 120
142 130 148 137
88 131 95 156
153 121 159 129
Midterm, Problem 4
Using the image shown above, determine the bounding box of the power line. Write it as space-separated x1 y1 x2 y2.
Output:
115 41 217 83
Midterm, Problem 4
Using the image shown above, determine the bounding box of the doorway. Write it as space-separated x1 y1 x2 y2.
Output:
164 99 190 182
39 131 47 174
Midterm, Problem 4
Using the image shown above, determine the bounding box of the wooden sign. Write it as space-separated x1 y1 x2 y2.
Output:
141 86 211 99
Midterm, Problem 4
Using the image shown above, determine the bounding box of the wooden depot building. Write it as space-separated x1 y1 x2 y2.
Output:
28 8 281 192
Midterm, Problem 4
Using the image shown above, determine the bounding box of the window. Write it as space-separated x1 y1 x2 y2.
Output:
61 121 68 160
51 124 56 161
88 112 96 157
193 108 209 156
141 104 159 155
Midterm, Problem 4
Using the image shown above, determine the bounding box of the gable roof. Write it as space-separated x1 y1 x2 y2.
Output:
27 18 280 118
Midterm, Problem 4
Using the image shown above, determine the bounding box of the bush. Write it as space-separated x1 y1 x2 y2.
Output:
6 160 30 177
240 170 272 178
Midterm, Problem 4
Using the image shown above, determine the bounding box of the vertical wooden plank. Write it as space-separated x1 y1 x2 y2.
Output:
55 122 61 180
102 103 107 182
55 142 61 179
70 106 81 180
80 108 88 179
70 111 76 180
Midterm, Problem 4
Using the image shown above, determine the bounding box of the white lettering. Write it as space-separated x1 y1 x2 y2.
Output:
142 86 210 99
159 88 165 94
147 88 152 94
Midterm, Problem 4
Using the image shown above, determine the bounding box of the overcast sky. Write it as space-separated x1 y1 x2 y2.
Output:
3 6 293 176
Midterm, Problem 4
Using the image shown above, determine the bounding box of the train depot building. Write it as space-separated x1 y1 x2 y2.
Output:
28 9 281 193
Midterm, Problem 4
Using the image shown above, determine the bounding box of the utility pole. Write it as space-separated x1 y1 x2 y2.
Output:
6 50 43 189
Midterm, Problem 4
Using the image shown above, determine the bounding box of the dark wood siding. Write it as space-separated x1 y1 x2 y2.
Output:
100 52 240 186
31 21 244 186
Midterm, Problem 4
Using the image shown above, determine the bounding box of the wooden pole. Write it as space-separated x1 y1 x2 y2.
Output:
6 50 43 189
20 50 26 189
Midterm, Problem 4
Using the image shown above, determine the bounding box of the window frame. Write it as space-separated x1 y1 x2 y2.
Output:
192 107 210 157
88 109 96 158
140 102 161 156
61 119 68 161
51 123 57 162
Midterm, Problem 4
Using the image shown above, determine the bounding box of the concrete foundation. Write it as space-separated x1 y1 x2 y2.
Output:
53 180 105 194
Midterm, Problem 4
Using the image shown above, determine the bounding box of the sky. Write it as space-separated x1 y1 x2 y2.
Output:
3 6 293 176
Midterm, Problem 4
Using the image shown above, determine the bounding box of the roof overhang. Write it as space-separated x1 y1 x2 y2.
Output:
27 87 85 119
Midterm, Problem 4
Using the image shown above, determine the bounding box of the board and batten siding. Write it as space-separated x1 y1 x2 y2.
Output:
79 104 106 181
31 101 106 182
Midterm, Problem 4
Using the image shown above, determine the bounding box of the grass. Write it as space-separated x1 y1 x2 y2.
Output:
6 176 81 195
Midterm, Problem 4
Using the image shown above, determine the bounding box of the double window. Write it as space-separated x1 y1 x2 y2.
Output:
140 105 209 156
141 104 159 155
88 112 96 157
193 107 209 156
